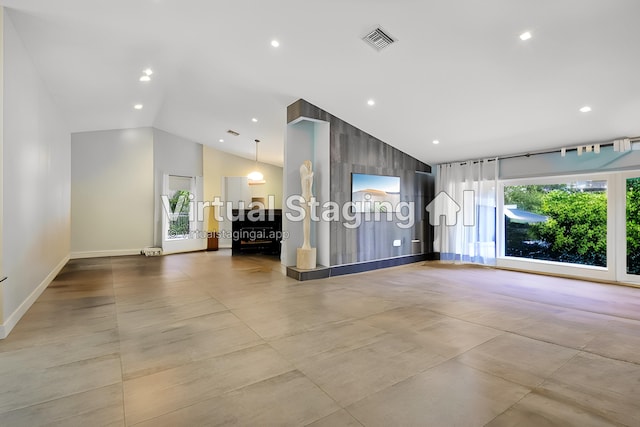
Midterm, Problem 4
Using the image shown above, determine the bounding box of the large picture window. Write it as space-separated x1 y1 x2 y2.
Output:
626 177 640 275
496 169 640 284
503 180 608 268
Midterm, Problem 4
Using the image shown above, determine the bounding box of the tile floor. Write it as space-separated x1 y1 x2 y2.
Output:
1 251 640 426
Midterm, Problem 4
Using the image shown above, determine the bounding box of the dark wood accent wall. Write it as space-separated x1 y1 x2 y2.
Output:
288 99 434 266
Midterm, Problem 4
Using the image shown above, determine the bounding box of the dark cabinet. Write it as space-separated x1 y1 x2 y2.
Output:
231 209 282 256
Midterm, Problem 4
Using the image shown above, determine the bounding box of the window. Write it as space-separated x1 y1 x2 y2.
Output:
503 180 608 268
498 171 640 284
626 177 640 275
166 175 193 240
160 174 205 254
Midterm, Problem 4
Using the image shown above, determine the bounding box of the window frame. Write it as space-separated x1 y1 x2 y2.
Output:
615 171 640 285
497 172 616 282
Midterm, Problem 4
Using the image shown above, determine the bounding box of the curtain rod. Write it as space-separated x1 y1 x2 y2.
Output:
496 136 640 161
445 136 640 166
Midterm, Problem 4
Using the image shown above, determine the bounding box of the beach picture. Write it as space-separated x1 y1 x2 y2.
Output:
351 173 401 212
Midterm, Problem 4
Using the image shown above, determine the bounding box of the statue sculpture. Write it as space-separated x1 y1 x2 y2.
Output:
300 160 313 250
296 160 317 269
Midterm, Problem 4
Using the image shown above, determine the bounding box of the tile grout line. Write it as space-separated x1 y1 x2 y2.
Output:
481 389 534 427
110 256 130 427
262 340 349 425
483 343 630 426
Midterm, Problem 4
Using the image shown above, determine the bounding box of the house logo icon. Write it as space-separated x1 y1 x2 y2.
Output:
425 190 475 227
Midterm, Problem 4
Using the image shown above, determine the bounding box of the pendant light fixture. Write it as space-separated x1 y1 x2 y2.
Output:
248 139 266 185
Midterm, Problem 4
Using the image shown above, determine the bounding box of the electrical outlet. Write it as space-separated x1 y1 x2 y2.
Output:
393 239 402 247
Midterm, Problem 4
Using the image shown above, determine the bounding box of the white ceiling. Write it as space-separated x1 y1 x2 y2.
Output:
2 0 640 166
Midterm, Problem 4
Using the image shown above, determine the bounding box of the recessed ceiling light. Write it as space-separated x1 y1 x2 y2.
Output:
143 68 153 76
271 40 280 48
367 99 375 106
219 139 224 143
579 106 592 113
432 140 440 145
134 104 143 110
519 31 532 41
252 118 258 123
139 75 151 82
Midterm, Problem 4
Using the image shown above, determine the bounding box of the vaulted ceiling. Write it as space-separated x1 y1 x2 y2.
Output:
2 0 640 166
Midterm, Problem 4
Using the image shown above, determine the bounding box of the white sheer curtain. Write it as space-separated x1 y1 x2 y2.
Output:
433 158 499 265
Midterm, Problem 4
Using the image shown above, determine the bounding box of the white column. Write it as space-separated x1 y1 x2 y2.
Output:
282 117 330 267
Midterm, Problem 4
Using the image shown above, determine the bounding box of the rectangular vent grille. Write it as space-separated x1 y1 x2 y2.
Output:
227 129 240 136
363 27 396 51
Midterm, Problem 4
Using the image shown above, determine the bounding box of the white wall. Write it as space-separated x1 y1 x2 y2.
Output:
1 10 71 337
152 128 203 247
71 128 154 257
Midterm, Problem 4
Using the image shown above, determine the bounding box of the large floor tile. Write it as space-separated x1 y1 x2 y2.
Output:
294 288 404 319
0 353 122 414
123 344 293 424
116 297 228 331
0 301 118 352
118 311 263 380
297 333 448 406
538 352 640 427
347 360 530 427
583 318 640 364
513 309 609 349
268 319 387 364
0 329 120 376
455 333 579 387
394 316 503 359
486 391 623 427
203 279 329 310
0 384 124 427
134 370 339 427
231 299 354 340
360 305 446 332
440 297 547 331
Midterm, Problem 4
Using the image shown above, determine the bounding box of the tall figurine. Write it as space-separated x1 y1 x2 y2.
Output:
300 160 313 250
297 160 317 269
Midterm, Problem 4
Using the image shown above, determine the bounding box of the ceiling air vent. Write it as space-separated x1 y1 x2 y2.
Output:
362 27 396 51
227 129 240 136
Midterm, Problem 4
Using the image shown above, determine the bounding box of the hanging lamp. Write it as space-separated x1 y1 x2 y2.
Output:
248 139 266 185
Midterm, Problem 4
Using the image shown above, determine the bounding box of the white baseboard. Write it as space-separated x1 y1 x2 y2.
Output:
70 249 142 259
0 254 70 339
